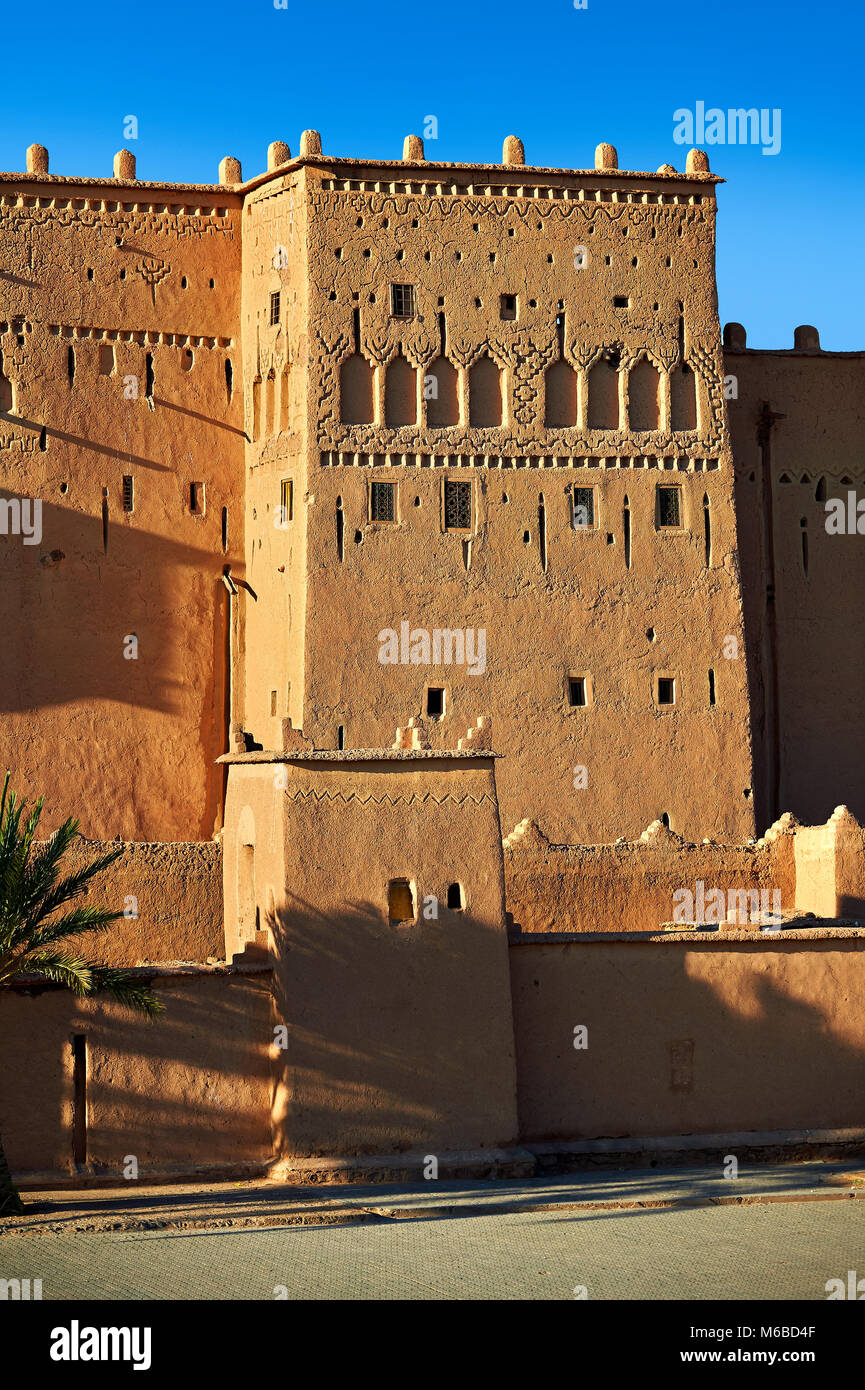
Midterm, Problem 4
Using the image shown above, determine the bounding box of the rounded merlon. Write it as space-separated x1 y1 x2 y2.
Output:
595 142 618 170
686 148 710 174
219 156 242 185
794 324 820 352
502 135 525 166
402 134 425 161
300 130 322 156
268 141 292 171
656 163 676 175
113 149 136 181
723 322 747 351
27 143 49 175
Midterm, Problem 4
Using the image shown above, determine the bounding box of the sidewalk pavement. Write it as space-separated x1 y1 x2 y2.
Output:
3 1160 864 1238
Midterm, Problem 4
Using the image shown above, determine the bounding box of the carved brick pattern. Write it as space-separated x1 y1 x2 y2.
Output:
0 205 233 241
286 788 497 807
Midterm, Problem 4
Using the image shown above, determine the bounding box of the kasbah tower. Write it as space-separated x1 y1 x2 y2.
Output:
4 128 865 1172
3 132 760 847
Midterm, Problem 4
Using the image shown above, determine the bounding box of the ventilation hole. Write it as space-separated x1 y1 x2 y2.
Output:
447 883 464 911
708 669 716 706
221 506 228 552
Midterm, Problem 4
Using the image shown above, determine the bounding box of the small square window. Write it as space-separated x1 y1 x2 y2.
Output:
573 487 595 529
613 295 630 308
269 291 281 325
657 486 681 528
500 294 517 320
390 283 416 318
426 687 445 719
388 879 415 923
280 478 293 524
444 479 471 530
370 480 396 522
657 677 676 706
568 676 587 707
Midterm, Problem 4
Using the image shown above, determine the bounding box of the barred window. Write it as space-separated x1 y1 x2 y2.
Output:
269 291 281 325
444 479 471 530
657 486 681 528
370 480 396 522
573 486 595 529
390 283 416 318
122 475 134 513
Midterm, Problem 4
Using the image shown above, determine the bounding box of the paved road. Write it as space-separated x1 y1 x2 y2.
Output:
4 1191 865 1300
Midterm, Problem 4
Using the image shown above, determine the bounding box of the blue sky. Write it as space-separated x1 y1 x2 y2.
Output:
1 0 861 348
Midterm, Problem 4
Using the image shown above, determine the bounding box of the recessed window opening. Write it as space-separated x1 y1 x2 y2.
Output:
573 486 594 529
613 296 630 308
623 496 631 569
390 283 416 318
336 496 344 562
67 345 75 386
447 883 464 911
101 487 109 554
444 478 471 530
280 478 293 523
270 291 281 325
370 480 396 522
657 677 676 706
708 669 716 706
568 676 587 707
500 294 517 320
703 493 711 565
657 486 681 528
388 879 415 923
225 358 233 402
538 493 547 572
270 691 278 716
661 812 670 828
352 308 361 353
145 352 154 399
122 475 134 513
190 481 204 515
426 687 445 719
221 506 228 551
337 725 345 750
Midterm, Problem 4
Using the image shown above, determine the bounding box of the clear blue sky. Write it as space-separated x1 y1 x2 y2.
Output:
1 0 861 349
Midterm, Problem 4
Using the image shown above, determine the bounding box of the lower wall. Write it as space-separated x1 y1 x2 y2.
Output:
0 969 273 1178
504 825 796 934
510 934 865 1141
5 934 865 1179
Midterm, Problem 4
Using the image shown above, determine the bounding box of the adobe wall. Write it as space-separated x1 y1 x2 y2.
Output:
233 145 756 846
725 328 865 832
504 818 796 934
0 160 245 840
60 839 224 964
510 932 865 1142
222 747 519 1156
0 967 273 1179
240 166 311 748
